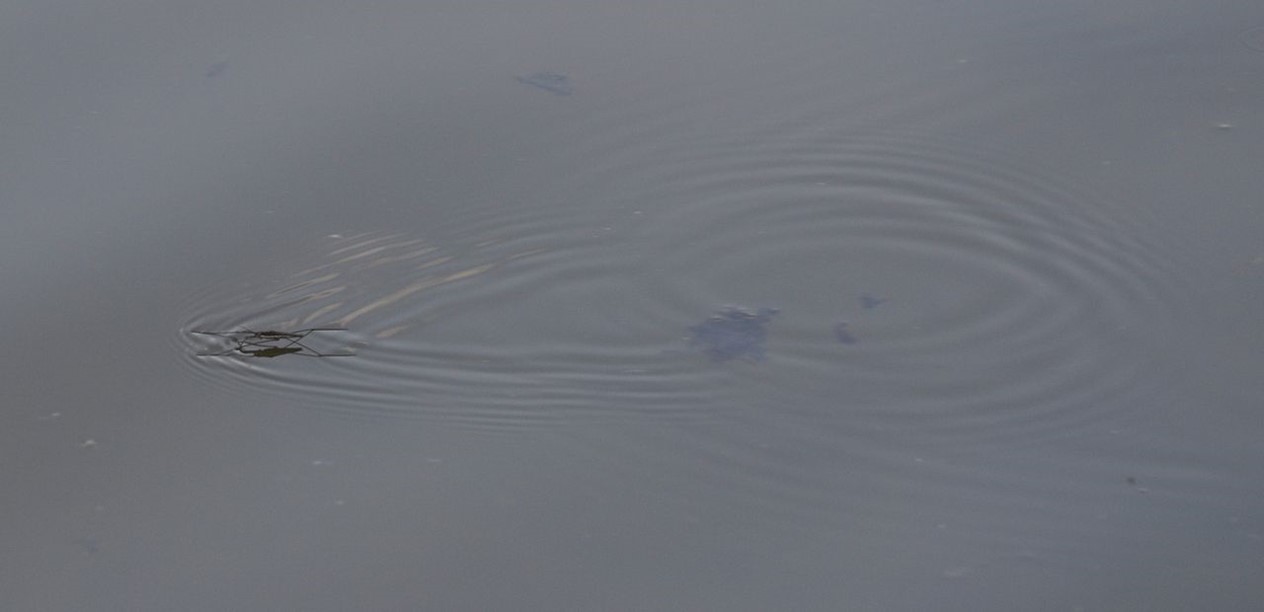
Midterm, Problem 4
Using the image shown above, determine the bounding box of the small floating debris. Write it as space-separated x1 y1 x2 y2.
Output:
516 71 573 96
192 328 354 358
687 306 779 363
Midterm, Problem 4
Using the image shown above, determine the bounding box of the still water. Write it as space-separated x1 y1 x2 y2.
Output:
4 1 1263 610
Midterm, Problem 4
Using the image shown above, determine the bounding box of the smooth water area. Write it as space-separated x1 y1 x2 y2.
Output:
4 1 1264 610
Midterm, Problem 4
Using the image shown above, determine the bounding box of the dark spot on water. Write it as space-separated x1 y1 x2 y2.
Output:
860 293 886 310
206 60 229 78
687 306 778 363
516 72 573 96
834 321 857 344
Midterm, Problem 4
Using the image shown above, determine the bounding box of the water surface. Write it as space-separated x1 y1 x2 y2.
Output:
4 1 1263 610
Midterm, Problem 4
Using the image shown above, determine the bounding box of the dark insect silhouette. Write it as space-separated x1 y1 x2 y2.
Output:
192 328 354 358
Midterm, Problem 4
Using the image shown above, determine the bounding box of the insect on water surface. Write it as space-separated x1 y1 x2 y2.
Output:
192 327 354 358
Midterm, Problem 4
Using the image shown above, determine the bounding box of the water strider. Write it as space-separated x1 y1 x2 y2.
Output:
192 328 354 358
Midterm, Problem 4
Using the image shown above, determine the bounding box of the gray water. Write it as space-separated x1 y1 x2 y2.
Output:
4 1 1264 610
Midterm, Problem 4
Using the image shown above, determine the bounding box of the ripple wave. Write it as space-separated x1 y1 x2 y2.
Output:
606 130 1186 442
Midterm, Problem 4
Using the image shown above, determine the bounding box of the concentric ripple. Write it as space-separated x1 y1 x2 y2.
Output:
607 130 1187 441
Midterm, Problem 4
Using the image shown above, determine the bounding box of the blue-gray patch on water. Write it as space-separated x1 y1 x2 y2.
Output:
687 306 779 363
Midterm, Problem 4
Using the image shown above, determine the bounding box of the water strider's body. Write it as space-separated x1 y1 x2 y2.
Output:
193 328 353 358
